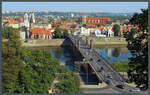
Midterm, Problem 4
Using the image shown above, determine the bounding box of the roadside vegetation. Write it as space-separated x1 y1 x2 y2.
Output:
111 60 129 72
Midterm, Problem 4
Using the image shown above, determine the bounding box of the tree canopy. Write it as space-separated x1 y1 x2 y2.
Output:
113 24 120 36
124 9 148 90
54 27 63 38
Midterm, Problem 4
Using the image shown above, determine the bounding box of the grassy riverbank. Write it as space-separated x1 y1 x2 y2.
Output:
111 60 129 72
22 37 127 47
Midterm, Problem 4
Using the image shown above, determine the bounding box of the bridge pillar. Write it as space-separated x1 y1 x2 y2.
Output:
74 61 81 72
90 39 93 49
86 36 88 45
77 40 80 49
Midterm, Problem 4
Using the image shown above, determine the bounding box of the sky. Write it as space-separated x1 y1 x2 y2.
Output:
3 2 148 13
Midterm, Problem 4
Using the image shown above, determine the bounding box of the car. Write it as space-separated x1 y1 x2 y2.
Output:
116 84 124 89
98 69 102 72
97 59 101 62
100 67 104 70
90 58 93 61
105 80 111 84
130 88 140 92
107 74 112 79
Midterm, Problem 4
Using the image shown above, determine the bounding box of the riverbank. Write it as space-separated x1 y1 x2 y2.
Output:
22 37 127 47
88 37 127 47
22 39 68 47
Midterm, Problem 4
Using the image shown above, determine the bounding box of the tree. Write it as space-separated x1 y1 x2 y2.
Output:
2 27 25 93
48 17 54 23
113 24 120 36
54 27 63 38
63 29 69 38
82 24 86 28
112 48 121 58
124 9 148 90
19 26 27 31
71 24 77 29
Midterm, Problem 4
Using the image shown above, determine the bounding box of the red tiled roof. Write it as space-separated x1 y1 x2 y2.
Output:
86 17 109 20
2 18 18 24
32 27 52 35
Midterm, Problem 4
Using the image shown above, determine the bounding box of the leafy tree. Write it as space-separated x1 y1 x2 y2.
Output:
56 68 82 93
124 9 148 90
112 48 121 58
48 17 54 23
82 24 86 28
19 26 27 31
2 27 25 93
63 29 69 38
113 24 120 36
71 24 77 29
54 27 63 38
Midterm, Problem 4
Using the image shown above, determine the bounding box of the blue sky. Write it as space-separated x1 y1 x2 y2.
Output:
3 2 148 13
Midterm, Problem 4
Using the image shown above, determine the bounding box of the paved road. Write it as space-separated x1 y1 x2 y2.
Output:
69 35 138 93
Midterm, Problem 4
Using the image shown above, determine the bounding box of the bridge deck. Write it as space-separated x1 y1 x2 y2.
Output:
68 35 137 93
69 35 124 84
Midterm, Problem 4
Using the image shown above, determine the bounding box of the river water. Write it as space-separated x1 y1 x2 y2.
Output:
40 46 132 70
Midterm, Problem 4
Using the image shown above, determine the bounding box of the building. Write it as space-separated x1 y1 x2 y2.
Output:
19 30 26 40
31 27 53 39
95 26 114 37
2 18 19 28
82 14 110 28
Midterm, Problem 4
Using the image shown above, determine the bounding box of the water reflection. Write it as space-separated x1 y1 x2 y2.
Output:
96 47 132 63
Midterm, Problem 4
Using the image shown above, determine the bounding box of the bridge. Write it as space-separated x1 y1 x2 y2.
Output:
68 35 133 92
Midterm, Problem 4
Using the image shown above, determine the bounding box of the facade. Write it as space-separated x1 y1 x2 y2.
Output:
95 26 114 37
19 30 26 40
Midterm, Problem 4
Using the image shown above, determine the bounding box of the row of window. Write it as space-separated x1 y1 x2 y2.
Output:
87 19 106 23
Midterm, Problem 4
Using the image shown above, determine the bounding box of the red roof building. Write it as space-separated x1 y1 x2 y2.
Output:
2 18 18 24
31 27 53 39
82 14 110 25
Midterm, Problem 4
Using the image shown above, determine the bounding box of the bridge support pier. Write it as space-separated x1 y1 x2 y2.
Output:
86 36 88 45
90 39 94 49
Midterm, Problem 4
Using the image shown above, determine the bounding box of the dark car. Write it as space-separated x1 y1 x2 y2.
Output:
107 74 112 79
100 67 104 70
116 84 124 89
105 80 111 84
90 58 93 61
98 69 102 72
97 59 101 62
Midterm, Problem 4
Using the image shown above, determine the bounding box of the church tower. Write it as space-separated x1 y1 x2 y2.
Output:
24 12 29 23
29 12 35 39
82 14 86 24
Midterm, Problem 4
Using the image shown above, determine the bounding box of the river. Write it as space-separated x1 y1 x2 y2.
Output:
37 46 132 71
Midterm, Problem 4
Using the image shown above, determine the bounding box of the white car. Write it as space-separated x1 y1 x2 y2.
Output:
130 88 141 92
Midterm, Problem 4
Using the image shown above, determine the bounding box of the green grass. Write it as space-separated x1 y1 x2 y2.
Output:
94 44 127 48
35 39 64 44
111 60 129 72
89 37 126 42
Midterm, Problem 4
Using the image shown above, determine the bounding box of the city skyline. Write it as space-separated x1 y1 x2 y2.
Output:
3 2 148 13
